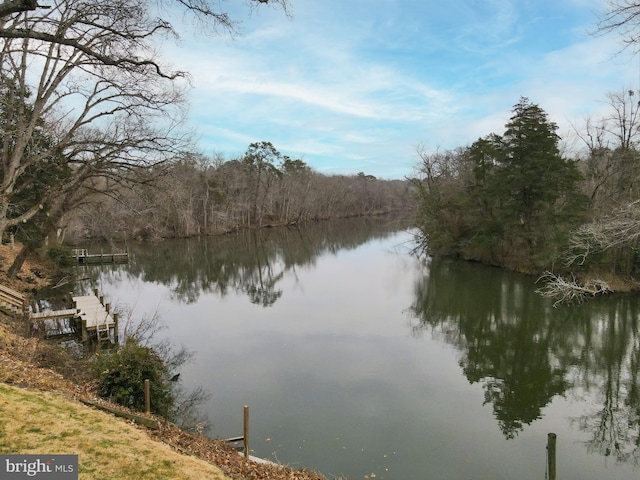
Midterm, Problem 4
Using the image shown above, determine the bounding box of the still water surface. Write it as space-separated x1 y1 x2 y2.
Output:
87 218 640 479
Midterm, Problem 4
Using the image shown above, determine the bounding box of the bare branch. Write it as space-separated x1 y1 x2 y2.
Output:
536 271 611 307
563 199 640 267
596 1 640 53
0 0 291 244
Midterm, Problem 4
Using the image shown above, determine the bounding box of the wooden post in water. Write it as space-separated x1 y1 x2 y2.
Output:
547 433 556 480
144 379 150 414
113 313 119 345
243 405 249 460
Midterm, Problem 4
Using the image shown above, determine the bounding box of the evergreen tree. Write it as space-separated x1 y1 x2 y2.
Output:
495 97 587 265
416 97 588 270
464 134 504 260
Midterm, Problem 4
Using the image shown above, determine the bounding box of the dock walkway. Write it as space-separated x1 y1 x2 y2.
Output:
0 280 118 343
72 294 117 343
30 293 118 343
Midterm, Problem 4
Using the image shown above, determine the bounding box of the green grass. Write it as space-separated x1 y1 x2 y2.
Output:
0 383 231 480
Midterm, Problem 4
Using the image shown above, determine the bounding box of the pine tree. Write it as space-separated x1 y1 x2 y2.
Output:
415 97 588 270
493 97 587 266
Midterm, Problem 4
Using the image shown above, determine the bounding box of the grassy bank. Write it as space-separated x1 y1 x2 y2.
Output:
0 322 333 480
0 382 231 480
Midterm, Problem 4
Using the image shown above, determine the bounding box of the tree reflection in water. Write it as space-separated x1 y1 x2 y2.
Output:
566 298 640 466
409 257 640 463
87 217 409 306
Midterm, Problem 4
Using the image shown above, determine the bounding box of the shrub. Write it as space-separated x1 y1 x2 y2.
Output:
92 339 174 417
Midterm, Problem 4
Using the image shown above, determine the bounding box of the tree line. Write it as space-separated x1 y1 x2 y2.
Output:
65 142 414 242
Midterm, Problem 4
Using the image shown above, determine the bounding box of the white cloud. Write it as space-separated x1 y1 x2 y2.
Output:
158 0 640 178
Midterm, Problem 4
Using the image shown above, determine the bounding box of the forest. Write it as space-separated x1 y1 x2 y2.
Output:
413 93 640 300
63 142 415 242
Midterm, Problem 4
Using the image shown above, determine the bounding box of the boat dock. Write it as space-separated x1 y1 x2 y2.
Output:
73 294 118 343
72 248 129 265
0 280 118 344
30 291 118 344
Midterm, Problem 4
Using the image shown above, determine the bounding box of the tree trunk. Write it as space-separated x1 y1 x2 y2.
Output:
8 245 30 278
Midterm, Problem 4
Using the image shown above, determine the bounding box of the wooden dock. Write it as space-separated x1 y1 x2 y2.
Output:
0 282 117 343
30 291 118 344
72 248 129 265
73 294 117 343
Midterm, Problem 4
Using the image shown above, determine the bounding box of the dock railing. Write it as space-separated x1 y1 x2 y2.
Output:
72 248 129 265
0 283 26 316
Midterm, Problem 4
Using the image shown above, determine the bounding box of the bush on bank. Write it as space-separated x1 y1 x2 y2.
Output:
92 339 174 417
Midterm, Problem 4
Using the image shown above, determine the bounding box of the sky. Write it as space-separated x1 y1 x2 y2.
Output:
161 0 638 179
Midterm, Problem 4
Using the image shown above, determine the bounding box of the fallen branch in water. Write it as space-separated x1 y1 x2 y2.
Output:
536 271 611 307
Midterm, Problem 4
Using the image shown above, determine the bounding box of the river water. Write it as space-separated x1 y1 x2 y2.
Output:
83 217 640 480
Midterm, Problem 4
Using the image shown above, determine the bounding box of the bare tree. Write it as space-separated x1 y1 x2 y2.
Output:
536 272 611 306
0 0 290 249
597 1 640 52
0 0 290 30
573 89 640 211
565 200 640 263
0 0 192 246
537 200 640 304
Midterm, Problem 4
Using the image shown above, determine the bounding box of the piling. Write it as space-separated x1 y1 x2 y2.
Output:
244 405 249 459
113 313 119 344
81 317 87 342
547 433 556 480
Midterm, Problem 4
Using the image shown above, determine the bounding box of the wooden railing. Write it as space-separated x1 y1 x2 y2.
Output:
0 283 26 316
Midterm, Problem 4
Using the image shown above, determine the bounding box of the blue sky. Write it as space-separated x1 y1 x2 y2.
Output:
162 0 637 179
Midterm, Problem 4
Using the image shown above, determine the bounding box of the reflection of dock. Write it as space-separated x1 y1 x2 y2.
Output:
72 248 129 265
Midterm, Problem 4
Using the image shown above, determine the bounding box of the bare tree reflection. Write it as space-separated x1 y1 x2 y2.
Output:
83 216 407 305
569 302 640 466
410 257 640 459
